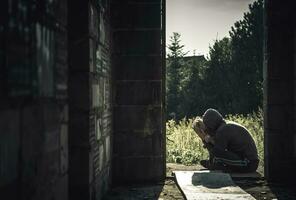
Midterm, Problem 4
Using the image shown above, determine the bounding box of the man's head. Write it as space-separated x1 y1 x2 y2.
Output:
202 108 224 136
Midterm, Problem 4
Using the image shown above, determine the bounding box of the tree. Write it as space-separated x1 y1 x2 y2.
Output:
166 32 187 119
166 0 263 118
202 0 263 115
203 38 234 114
229 0 264 113
178 55 207 118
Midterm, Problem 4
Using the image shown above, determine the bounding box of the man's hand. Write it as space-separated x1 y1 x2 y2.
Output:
192 117 215 146
192 117 207 141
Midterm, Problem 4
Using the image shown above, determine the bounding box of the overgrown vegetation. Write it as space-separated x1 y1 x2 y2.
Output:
166 110 264 173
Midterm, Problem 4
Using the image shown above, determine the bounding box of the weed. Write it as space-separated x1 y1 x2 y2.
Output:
166 109 264 172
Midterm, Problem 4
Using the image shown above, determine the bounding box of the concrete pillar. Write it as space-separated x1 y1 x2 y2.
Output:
68 1 112 199
0 1 68 200
111 0 166 184
264 0 296 182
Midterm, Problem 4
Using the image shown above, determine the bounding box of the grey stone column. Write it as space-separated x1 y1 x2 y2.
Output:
0 1 68 200
111 0 166 184
68 1 112 199
264 0 296 182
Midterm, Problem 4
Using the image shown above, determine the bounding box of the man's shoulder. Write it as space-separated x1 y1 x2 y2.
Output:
225 121 245 128
217 121 246 133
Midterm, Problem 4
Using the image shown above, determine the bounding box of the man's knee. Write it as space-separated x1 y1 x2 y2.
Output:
211 147 226 158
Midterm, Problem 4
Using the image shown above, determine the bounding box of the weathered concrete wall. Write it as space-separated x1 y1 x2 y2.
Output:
0 0 68 200
264 0 296 182
68 1 112 200
111 0 166 184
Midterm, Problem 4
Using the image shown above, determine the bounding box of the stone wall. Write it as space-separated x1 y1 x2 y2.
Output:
0 0 68 200
264 0 296 182
110 0 166 184
68 1 112 200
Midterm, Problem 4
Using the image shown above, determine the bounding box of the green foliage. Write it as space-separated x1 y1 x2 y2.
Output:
166 0 264 119
203 38 233 114
178 57 207 118
166 118 209 165
166 110 264 172
166 32 187 118
228 0 264 114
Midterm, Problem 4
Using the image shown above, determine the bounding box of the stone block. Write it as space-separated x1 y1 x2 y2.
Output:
114 105 162 132
267 27 294 80
68 38 90 71
61 105 69 122
54 0 68 26
69 184 90 200
265 132 294 160
55 62 68 100
92 84 100 108
68 2 89 42
89 147 94 184
113 30 161 55
112 156 164 184
21 106 44 181
99 11 107 45
52 175 68 200
68 147 90 185
105 135 111 163
44 129 60 153
99 144 105 172
115 81 161 105
68 112 90 145
113 55 162 80
113 130 163 157
0 110 20 186
265 105 291 131
89 4 99 40
267 80 292 105
68 72 90 111
38 150 60 183
111 3 161 29
42 103 61 130
36 25 55 97
95 168 110 200
55 32 68 64
89 40 96 73
265 158 295 181
60 124 68 175
96 116 102 141
101 114 112 137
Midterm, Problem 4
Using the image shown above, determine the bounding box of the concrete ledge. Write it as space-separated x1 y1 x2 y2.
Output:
173 171 255 200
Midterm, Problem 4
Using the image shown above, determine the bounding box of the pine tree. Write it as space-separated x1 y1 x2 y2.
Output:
166 33 186 119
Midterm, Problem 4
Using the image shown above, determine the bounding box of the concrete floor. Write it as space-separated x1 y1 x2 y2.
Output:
103 163 296 200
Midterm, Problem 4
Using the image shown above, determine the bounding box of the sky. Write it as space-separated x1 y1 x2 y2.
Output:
166 0 255 56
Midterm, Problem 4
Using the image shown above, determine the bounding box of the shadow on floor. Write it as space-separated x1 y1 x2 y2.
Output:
103 178 185 200
234 177 296 200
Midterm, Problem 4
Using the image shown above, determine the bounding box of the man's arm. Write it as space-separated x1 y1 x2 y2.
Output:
205 135 215 145
209 129 228 155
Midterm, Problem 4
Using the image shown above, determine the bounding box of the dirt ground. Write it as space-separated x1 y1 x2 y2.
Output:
103 163 296 200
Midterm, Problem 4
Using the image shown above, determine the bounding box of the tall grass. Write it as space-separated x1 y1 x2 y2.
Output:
166 109 264 172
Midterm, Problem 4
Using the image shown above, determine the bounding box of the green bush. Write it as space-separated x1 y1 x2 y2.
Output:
166 109 264 172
